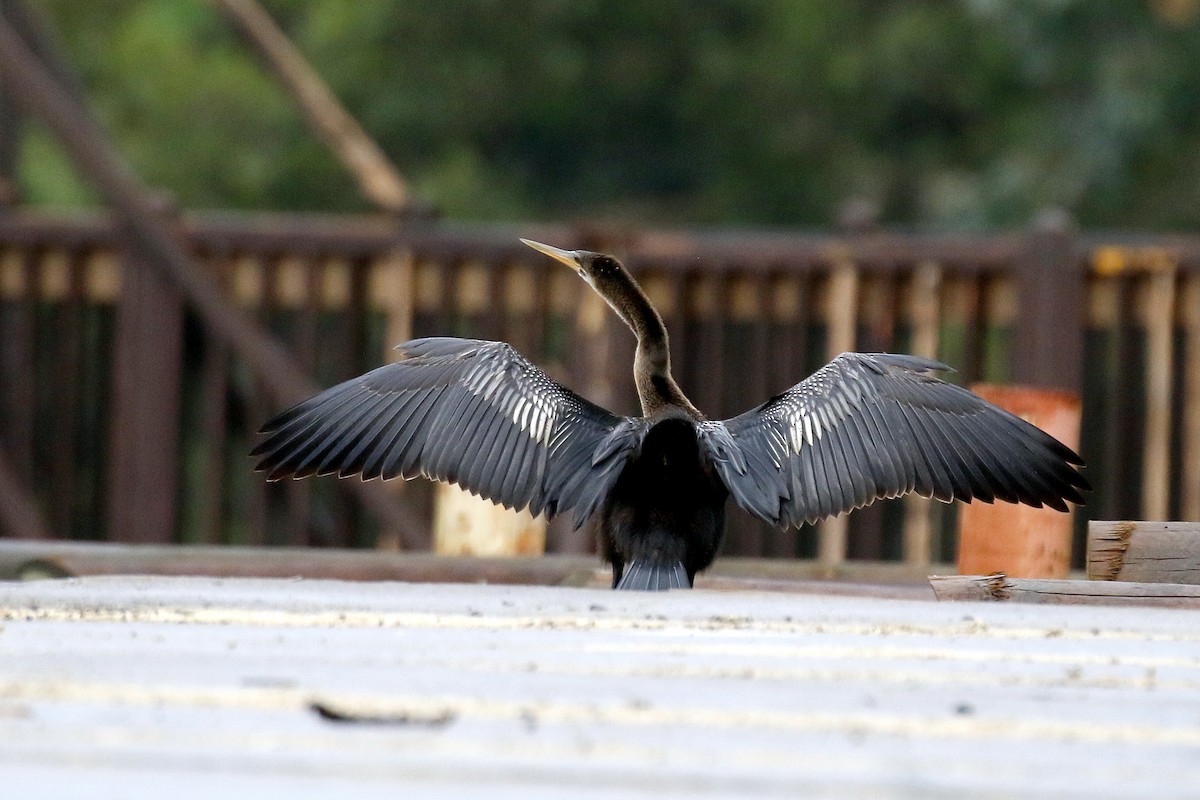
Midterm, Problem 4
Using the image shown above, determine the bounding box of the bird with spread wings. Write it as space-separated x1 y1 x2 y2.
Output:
254 240 1088 590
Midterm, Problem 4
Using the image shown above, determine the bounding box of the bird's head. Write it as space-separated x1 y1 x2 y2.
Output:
520 239 627 292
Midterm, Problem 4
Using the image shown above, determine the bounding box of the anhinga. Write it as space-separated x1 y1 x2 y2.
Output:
253 239 1089 590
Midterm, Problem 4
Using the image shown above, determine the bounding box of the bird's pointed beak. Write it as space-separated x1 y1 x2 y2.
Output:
520 238 582 273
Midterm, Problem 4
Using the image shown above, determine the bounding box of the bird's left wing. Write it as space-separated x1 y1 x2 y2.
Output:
252 337 645 526
699 352 1089 528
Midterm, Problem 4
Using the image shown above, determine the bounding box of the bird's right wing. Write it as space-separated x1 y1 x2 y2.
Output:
702 352 1089 528
252 337 646 527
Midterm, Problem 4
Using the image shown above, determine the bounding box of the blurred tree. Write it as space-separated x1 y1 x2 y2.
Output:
16 0 1200 229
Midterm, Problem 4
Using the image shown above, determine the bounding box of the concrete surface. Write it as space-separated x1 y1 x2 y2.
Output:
0 575 1198 799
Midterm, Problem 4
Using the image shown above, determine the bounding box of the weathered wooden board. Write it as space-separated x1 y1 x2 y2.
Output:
930 573 1200 608
1087 520 1200 584
0 539 942 589
2 575 1199 799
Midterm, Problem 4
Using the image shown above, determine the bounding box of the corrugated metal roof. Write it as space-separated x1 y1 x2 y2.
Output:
2 576 1198 799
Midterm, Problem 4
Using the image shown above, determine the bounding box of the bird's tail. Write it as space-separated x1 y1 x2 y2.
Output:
615 560 691 591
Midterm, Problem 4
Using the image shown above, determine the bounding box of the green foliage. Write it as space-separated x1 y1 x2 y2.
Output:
18 0 1200 228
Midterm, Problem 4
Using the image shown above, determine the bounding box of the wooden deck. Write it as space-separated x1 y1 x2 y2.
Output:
2 574 1199 799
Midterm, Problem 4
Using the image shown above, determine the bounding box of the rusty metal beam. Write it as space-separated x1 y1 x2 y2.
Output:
0 1 23 207
214 0 417 214
0 13 424 547
0 81 18 207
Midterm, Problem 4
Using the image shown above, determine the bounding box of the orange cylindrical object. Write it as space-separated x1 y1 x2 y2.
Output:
957 384 1081 579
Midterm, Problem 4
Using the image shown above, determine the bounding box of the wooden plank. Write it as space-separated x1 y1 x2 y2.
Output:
0 210 1134 276
902 262 941 568
371 250 416 552
1087 520 1200 584
1113 274 1143 520
843 274 894 562
1179 274 1200 520
431 261 550 557
183 250 231 546
242 380 271 547
74 257 113 538
767 274 805 394
528 260 554 363
323 254 354 311
981 274 1018 381
817 259 859 570
938 273 978 378
857 272 895 350
0 540 596 586
0 248 35 489
297 254 322 357
84 248 120 301
685 271 724 416
929 573 1200 608
481 260 507 342
369 249 413 330
46 249 84 537
756 273 799 559
661 272 688 377
1086 273 1126 521
763 273 809 559
284 255 317 547
272 252 308 308
500 260 542 361
1137 267 1175 520
723 273 768 415
454 259 491 320
0 539 947 587
719 273 768 556
334 257 375 548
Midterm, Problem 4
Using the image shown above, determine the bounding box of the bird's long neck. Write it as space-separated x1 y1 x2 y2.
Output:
606 273 703 419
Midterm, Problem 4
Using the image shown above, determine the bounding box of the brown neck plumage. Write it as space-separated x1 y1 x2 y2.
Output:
602 270 703 419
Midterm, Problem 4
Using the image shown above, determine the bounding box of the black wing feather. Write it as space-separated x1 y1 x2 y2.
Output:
702 352 1089 527
252 337 640 523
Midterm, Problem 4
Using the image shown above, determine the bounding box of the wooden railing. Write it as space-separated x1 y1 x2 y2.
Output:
1 210 1198 570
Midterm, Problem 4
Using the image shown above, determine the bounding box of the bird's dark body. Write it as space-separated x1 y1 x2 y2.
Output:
600 415 728 590
252 239 1090 592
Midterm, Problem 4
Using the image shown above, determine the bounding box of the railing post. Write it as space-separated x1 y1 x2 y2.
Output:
1012 210 1084 394
1139 254 1177 521
816 252 859 572
107 230 183 543
902 261 942 568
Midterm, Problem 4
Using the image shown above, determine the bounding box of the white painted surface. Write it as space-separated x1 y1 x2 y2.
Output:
1 575 1198 799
